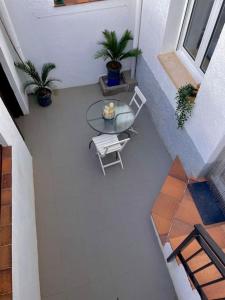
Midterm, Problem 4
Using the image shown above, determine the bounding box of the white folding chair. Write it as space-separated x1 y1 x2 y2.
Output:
92 134 130 175
129 86 147 134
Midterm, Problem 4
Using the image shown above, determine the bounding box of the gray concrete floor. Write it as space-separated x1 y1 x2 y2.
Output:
17 84 177 300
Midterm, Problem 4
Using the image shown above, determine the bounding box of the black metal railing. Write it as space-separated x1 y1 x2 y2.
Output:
167 224 225 300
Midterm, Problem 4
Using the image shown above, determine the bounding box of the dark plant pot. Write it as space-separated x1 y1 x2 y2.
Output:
36 88 52 107
106 61 122 87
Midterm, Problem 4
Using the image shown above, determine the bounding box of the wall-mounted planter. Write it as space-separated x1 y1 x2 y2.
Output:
175 84 199 129
54 0 65 6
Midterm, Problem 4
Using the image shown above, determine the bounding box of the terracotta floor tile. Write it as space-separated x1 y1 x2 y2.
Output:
0 206 11 226
2 148 11 159
161 176 186 201
0 294 13 300
168 219 194 239
175 197 202 226
203 280 225 299
152 193 179 221
1 190 11 206
1 175 11 190
181 239 201 260
0 246 11 270
169 235 203 261
187 251 211 271
168 157 188 182
179 189 195 204
0 226 11 246
0 269 12 294
195 264 221 285
206 226 225 249
169 235 188 252
2 158 11 175
152 213 172 240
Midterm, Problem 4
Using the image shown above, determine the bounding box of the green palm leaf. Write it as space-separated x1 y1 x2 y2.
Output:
95 49 113 60
44 78 61 87
23 80 38 92
95 29 141 62
119 48 142 60
41 63 56 84
15 60 60 95
117 30 133 55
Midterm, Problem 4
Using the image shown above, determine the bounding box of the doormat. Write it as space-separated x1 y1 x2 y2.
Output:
188 181 225 225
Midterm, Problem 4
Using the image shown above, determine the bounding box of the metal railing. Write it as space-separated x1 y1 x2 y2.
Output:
167 224 225 300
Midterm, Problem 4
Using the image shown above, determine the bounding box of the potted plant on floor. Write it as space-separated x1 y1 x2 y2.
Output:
95 29 142 87
15 60 60 107
175 83 199 129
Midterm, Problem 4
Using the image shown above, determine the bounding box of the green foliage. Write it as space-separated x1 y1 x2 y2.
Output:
175 84 198 129
54 0 65 5
95 29 142 62
15 60 60 94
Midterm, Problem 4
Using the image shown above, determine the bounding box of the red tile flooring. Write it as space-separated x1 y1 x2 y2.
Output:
151 157 225 299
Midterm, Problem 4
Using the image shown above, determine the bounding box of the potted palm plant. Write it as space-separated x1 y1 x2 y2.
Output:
15 60 60 107
95 29 142 87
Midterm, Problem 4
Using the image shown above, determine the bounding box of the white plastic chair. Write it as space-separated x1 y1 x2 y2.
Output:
129 86 147 134
92 134 130 175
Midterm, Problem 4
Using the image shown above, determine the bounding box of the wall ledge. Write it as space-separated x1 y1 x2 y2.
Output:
158 52 198 89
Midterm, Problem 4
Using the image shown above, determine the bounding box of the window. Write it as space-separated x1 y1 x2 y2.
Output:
178 0 225 76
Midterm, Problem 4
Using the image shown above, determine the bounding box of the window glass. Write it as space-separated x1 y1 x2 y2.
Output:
201 2 225 72
183 0 214 60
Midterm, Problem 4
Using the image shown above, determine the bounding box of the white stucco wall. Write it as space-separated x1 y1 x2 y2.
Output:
4 0 136 89
137 0 225 175
0 2 29 114
0 98 40 300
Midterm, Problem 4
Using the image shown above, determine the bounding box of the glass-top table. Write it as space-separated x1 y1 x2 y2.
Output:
86 99 135 135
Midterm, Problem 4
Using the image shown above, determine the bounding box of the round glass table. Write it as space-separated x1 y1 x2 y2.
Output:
87 99 135 135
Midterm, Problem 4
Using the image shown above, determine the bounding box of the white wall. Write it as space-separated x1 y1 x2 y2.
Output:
137 0 225 175
4 0 137 89
0 97 40 300
0 1 29 114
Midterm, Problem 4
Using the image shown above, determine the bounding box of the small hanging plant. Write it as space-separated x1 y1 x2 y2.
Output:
175 84 198 129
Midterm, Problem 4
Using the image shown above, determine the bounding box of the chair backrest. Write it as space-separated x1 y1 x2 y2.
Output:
129 86 147 120
103 138 130 156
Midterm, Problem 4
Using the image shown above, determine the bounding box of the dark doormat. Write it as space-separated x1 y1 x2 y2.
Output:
188 181 225 225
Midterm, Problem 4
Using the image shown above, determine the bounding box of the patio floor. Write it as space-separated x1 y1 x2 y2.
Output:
16 84 177 300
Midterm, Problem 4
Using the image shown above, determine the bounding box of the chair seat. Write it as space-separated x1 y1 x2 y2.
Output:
92 134 122 156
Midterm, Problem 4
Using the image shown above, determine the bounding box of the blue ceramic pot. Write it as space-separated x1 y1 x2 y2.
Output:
37 88 52 107
107 61 122 87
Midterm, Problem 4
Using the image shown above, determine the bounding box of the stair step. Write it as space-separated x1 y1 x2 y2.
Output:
0 294 12 300
1 190 12 206
0 226 11 247
0 206 11 226
2 147 11 175
0 246 11 270
203 280 225 299
0 269 12 295
0 293 13 300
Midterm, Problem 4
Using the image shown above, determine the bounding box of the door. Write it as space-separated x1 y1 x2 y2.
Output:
0 63 23 118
